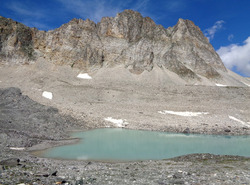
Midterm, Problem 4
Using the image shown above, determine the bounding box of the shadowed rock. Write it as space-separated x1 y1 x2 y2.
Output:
0 158 20 166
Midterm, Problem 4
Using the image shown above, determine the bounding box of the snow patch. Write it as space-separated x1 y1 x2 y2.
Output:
77 73 92 79
104 117 129 128
10 147 25 151
216 83 227 87
158 110 209 117
42 91 53 100
229 116 250 127
242 82 250 87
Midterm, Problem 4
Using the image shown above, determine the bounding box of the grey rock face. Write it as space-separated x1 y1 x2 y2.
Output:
0 87 80 147
0 16 34 63
0 10 226 79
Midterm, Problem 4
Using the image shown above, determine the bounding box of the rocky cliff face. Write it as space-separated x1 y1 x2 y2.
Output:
0 16 34 63
0 10 226 79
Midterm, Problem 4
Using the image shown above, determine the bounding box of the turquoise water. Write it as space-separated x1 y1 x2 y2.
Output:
42 128 250 161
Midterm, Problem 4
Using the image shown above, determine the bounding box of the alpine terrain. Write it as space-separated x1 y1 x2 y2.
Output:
0 10 250 184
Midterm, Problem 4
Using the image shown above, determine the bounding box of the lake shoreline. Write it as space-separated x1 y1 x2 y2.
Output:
1 84 250 184
38 128 250 162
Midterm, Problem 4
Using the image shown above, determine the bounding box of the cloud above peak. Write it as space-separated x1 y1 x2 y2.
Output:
7 1 44 18
204 20 225 41
56 0 119 22
56 0 151 23
217 37 250 77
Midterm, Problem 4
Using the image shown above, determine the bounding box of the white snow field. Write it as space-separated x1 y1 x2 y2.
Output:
215 83 227 87
104 117 129 128
229 116 250 127
158 110 209 117
42 91 53 100
77 73 92 79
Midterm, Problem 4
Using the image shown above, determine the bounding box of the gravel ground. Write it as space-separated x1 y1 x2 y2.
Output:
0 63 250 136
0 87 250 185
1 62 250 184
1 150 250 184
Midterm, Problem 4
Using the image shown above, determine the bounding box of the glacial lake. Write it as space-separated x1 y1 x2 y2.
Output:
41 128 250 161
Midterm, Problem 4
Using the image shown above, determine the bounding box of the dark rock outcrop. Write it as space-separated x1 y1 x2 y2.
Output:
0 87 80 148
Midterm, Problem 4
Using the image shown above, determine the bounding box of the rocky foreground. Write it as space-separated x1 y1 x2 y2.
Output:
1 87 250 185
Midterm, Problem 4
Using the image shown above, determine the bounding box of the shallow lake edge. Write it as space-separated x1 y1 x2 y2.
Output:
29 127 250 162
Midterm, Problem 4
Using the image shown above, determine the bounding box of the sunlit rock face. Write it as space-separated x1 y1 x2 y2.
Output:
0 16 34 63
0 10 226 79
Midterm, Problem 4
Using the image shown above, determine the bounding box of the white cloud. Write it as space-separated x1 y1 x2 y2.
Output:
5 1 50 30
7 2 44 18
204 20 225 41
4 0 154 30
133 0 150 11
56 0 120 22
217 37 250 76
228 34 234 41
165 0 186 12
22 20 51 30
56 0 151 23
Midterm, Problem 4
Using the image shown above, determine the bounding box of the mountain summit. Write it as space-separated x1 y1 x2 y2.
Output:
0 10 248 85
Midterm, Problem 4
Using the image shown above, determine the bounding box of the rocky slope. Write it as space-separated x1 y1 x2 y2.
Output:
0 87 250 185
0 87 83 148
1 10 247 86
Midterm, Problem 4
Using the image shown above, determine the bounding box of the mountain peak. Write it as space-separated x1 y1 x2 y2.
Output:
0 11 229 83
98 9 158 42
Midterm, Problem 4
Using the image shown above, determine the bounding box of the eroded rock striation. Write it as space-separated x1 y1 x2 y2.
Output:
0 10 226 79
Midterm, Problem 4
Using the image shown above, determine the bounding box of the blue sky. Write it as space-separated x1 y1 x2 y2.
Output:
0 0 250 76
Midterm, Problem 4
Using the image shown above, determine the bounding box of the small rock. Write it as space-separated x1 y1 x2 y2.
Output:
0 158 20 166
87 177 96 183
157 180 166 185
224 129 231 132
58 176 66 179
0 165 3 172
183 128 190 134
56 181 67 185
35 172 49 177
20 159 27 163
167 175 172 178
51 171 57 176
170 179 185 184
173 172 182 179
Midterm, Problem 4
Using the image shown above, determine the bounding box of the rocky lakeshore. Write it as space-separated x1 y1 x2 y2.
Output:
1 87 250 185
1 152 250 185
